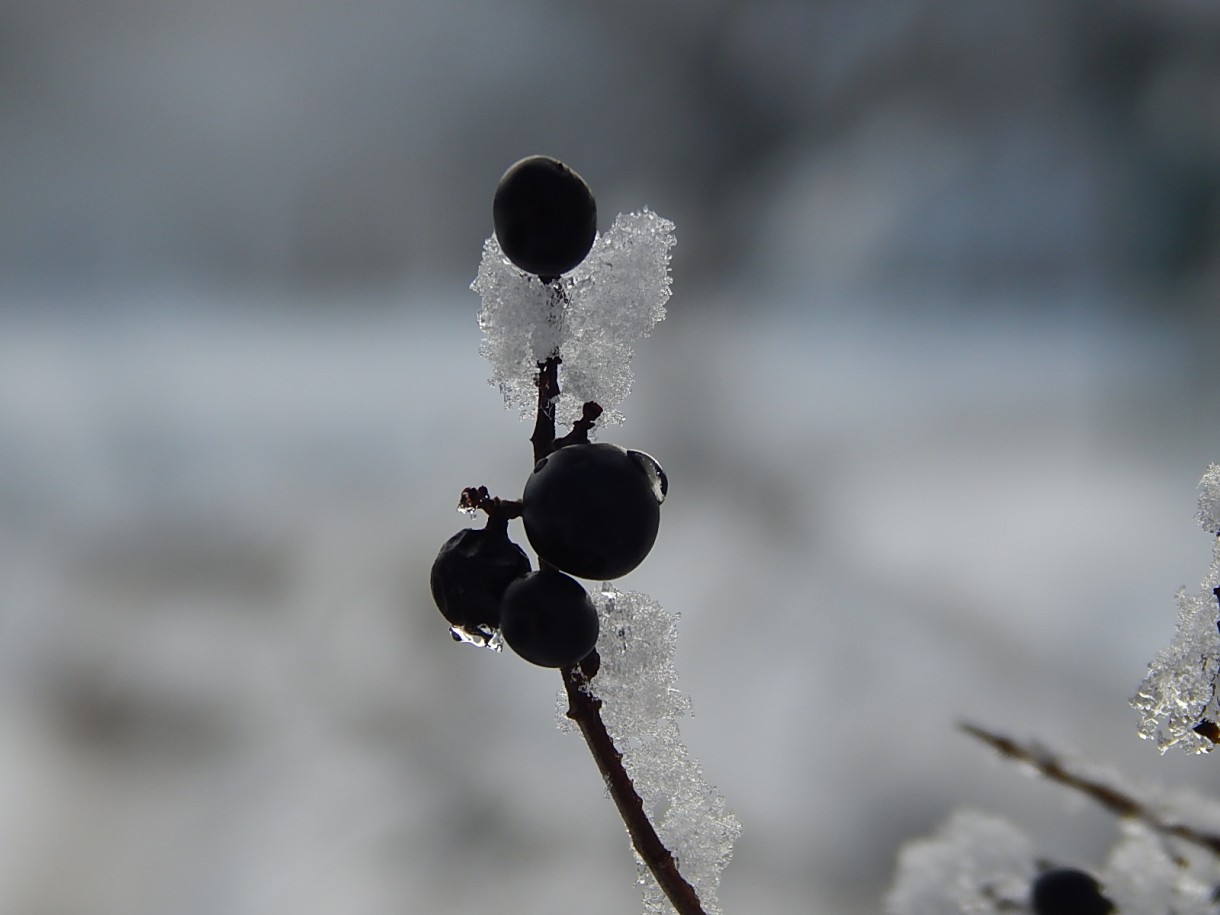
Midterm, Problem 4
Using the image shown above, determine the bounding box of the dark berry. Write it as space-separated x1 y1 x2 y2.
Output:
1031 868 1113 915
430 527 530 633
522 443 666 580
500 569 599 668
492 155 597 280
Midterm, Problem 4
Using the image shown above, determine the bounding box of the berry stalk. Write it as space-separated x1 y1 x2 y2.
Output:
531 353 561 465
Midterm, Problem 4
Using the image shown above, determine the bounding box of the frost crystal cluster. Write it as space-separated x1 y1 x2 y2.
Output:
1132 464 1220 753
560 587 740 915
472 209 674 426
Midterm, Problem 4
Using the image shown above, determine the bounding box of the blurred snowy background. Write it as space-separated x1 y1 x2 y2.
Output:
3 1 1220 913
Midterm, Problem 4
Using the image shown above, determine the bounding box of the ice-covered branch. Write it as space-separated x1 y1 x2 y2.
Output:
471 203 737 913
561 654 709 915
563 586 739 914
463 190 732 912
529 353 712 914
533 361 733 914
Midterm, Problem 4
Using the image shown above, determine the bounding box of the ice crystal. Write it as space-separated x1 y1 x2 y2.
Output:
1132 465 1220 753
1197 463 1220 534
559 586 739 915
473 210 674 427
885 810 1035 914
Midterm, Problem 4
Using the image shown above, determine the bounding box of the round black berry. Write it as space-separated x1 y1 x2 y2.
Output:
500 569 599 668
492 155 597 280
1031 868 1113 915
430 526 531 633
522 443 666 580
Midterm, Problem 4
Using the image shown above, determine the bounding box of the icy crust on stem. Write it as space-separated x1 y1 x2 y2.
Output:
559 586 739 915
1132 464 1220 753
886 810 1035 914
473 210 674 426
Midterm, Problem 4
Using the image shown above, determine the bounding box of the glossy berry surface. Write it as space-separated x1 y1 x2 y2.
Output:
493 155 597 279
500 569 599 668
1031 868 1113 915
430 527 530 631
522 443 666 580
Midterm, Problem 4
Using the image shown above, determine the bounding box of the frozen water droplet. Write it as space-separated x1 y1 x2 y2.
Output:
449 624 504 652
628 450 667 504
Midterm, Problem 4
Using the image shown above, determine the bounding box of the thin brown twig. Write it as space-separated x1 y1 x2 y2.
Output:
562 658 708 915
960 722 1220 856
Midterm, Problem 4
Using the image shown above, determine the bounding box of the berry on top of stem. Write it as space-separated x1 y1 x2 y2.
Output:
493 155 597 281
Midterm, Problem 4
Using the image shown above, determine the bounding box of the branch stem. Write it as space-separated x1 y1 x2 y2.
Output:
531 354 560 464
562 658 708 915
532 349 707 915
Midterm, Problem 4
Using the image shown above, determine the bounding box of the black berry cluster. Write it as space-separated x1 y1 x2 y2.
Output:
431 157 666 668
1030 867 1114 915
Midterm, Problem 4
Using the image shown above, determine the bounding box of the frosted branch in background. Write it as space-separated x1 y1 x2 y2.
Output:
1132 464 1220 753
472 209 674 427
559 586 740 915
888 724 1220 912
1103 824 1220 914
885 810 1035 914
888 810 1220 914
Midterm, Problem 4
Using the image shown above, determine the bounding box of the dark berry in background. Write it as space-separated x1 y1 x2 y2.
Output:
500 569 600 668
431 527 531 631
1031 867 1114 915
522 443 666 581
493 155 597 280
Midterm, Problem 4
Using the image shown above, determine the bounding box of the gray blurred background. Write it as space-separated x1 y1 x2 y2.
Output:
3 1 1220 913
